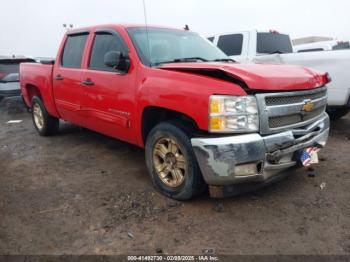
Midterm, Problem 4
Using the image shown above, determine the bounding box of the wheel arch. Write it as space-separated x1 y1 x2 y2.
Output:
141 106 201 145
23 83 60 118
23 84 42 106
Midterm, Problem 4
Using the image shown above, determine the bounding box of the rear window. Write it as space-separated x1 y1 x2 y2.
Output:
257 32 293 54
61 34 88 68
0 63 20 74
0 59 35 80
0 59 34 74
217 34 243 56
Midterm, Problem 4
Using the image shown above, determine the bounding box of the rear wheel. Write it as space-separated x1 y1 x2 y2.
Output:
327 107 350 120
31 96 59 136
145 122 205 200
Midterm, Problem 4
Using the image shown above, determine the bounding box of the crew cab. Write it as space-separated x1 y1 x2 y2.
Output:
208 30 350 119
20 24 330 200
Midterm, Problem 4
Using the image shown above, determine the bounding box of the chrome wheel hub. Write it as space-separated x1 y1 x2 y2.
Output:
33 103 44 130
152 138 186 188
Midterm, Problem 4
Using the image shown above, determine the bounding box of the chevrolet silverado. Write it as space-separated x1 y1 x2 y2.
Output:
20 24 330 199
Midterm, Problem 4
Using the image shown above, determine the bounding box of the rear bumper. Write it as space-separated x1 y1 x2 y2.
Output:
191 113 329 188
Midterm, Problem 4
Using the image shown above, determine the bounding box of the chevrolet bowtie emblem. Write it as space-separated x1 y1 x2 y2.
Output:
302 100 314 112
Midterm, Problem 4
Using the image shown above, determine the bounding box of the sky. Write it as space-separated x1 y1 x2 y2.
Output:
0 0 349 57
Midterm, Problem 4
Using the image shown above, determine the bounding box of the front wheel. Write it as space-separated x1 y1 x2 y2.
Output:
145 122 205 200
31 96 59 136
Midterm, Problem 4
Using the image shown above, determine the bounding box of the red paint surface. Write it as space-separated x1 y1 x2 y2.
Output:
159 62 328 91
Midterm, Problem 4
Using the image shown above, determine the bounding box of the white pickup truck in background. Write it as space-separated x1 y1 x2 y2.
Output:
294 40 350 53
207 30 350 119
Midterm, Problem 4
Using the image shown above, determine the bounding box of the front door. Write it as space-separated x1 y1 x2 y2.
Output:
80 29 136 143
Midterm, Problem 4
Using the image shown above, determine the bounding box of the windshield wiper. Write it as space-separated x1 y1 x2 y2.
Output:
268 50 284 54
211 58 236 62
154 57 208 66
174 57 208 62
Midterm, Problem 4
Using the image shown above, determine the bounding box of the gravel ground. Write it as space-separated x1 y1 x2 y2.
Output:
0 97 349 255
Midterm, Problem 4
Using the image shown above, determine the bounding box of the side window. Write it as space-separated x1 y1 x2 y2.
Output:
207 37 214 43
89 33 126 71
217 34 243 56
61 34 88 68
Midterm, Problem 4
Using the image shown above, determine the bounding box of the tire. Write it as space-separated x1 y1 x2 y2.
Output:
326 107 350 120
145 122 206 200
31 96 59 136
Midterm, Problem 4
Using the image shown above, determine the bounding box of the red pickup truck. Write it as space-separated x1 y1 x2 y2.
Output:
20 24 330 200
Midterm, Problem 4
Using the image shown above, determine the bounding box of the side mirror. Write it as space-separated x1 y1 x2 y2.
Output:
104 51 130 72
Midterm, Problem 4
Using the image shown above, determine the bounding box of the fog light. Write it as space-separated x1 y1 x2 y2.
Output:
234 163 259 176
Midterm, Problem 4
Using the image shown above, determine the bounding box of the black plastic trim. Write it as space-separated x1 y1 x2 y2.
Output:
94 28 129 52
40 59 55 65
67 30 90 36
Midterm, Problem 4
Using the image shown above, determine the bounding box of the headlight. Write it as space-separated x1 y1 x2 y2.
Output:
209 95 259 132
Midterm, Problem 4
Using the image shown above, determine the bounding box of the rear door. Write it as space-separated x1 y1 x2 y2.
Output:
80 29 136 143
53 31 89 124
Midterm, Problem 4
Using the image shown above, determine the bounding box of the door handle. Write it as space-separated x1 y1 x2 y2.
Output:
55 74 64 81
82 79 94 86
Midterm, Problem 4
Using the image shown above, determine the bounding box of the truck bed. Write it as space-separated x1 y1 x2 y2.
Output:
20 62 58 117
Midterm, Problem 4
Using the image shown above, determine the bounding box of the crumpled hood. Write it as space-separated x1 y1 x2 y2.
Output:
158 62 328 91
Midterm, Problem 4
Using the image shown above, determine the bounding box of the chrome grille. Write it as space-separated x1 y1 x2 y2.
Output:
256 87 328 134
269 106 325 128
265 90 327 106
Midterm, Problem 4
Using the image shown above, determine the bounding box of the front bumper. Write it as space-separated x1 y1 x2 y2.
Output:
191 113 329 189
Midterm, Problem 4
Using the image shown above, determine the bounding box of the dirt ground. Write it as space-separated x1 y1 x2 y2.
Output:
0 97 349 256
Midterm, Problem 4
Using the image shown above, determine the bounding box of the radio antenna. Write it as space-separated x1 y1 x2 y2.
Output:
142 0 152 66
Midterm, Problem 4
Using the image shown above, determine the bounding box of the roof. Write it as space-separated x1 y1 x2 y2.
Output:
66 23 184 35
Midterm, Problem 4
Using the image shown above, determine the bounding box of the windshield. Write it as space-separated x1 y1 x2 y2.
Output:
257 32 293 54
127 28 228 66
